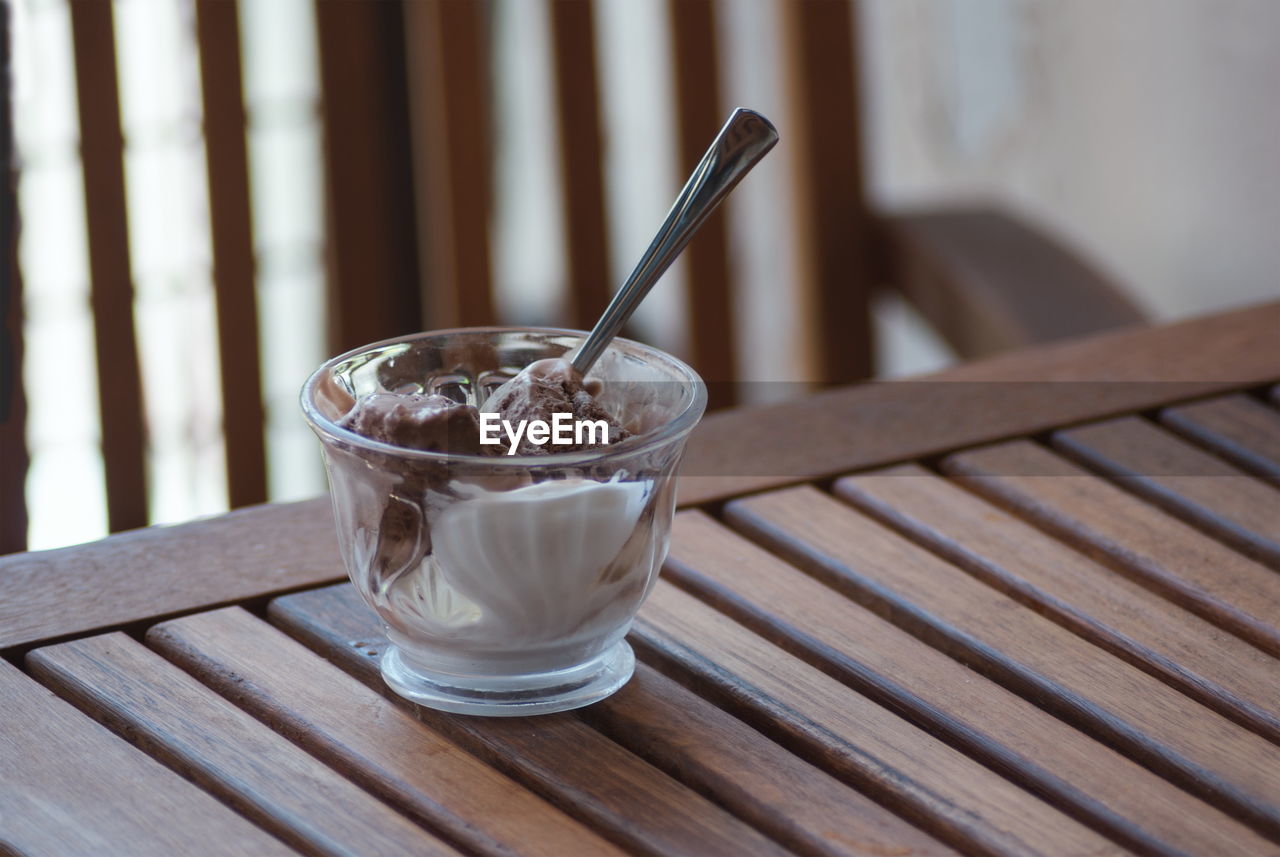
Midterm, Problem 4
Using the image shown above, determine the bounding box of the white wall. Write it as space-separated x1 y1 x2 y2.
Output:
861 0 1280 322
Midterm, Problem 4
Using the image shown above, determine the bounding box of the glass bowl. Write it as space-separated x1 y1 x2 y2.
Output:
301 327 706 715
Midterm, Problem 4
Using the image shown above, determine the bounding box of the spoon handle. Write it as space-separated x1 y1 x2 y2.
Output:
570 108 778 375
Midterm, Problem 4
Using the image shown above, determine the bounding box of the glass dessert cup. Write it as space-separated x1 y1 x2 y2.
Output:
301 328 706 716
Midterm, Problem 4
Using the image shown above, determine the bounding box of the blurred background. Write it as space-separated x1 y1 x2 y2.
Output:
3 0 1278 552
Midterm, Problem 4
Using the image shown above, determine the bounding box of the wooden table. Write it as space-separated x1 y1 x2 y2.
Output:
3 301 1279 857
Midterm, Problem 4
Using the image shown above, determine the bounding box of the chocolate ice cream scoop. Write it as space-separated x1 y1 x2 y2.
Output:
482 358 629 456
339 392 487 456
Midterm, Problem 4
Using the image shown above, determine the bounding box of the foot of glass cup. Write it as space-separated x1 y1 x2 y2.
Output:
380 639 636 716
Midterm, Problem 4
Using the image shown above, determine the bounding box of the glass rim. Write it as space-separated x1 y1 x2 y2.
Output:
299 325 709 467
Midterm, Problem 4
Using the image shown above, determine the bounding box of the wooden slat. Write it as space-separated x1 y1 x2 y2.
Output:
68 0 148 533
663 510 1275 856
1053 416 1280 569
152 605 785 857
781 0 872 384
677 299 1280 506
880 207 1145 358
0 496 341 650
549 0 612 330
585 665 955 857
27 633 463 857
1162 393 1280 479
402 0 495 328
943 441 1280 657
0 0 25 555
195 0 267 509
835 466 1280 742
725 486 1280 840
634 582 1128 857
668 0 735 409
270 582 954 857
0 261 21 556
314 0 423 353
0 659 296 857
147 608 626 857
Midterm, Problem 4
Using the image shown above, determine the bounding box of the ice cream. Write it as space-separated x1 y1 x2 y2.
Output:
385 474 652 650
332 355 643 627
479 358 630 455
337 392 486 456
338 358 629 456
333 393 485 563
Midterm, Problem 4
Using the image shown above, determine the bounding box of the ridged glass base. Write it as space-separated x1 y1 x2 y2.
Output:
380 640 635 716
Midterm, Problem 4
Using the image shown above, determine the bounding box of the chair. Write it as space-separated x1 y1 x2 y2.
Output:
0 0 1143 554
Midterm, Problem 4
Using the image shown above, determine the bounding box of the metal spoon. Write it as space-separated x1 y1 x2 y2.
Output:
570 107 779 375
480 108 777 415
